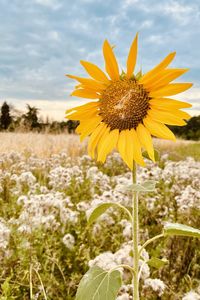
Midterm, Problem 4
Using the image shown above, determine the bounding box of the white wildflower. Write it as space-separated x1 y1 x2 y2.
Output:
116 293 130 300
89 252 118 271
62 234 75 250
144 278 165 296
0 220 10 250
182 291 200 300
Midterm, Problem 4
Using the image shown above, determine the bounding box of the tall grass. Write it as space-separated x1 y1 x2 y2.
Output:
0 132 199 160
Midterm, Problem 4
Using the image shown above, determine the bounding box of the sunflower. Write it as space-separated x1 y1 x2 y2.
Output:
66 34 192 169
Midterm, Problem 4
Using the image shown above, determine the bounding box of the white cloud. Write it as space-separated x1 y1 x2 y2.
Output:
139 20 153 29
121 0 199 25
34 0 62 10
47 31 60 41
161 0 199 25
146 34 165 44
122 0 139 9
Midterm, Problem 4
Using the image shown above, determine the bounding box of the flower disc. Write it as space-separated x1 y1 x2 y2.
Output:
99 79 150 131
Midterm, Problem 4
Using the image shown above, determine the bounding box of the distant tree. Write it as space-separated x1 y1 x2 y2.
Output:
0 101 12 130
49 121 60 133
170 115 200 141
66 120 79 133
23 104 40 131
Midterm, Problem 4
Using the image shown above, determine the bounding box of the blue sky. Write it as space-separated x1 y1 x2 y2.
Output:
0 0 199 120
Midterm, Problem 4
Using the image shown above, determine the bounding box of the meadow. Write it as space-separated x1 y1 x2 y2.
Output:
0 133 199 300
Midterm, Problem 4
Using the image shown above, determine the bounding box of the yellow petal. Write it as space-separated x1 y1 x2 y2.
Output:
76 116 102 141
149 83 193 97
127 129 145 167
71 89 99 99
149 98 192 109
140 52 176 84
117 130 129 167
80 60 110 83
126 33 138 78
117 129 145 169
148 109 186 125
171 109 191 119
97 129 119 163
143 116 176 141
149 106 191 120
103 40 119 80
125 130 134 169
66 109 99 120
136 123 155 162
88 122 108 158
67 75 106 91
139 69 166 87
75 83 82 89
144 69 188 91
66 101 99 114
95 125 110 148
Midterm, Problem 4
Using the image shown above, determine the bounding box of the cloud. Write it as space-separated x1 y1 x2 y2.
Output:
161 0 199 25
34 0 62 10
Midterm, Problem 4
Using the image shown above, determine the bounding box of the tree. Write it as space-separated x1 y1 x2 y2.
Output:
66 120 79 133
0 101 12 130
22 104 40 131
170 115 200 141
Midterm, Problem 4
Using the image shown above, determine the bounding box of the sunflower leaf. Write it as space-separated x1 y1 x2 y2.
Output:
119 180 156 193
130 180 156 192
142 180 157 191
147 257 168 269
75 266 122 300
143 149 160 162
87 203 115 225
164 223 200 238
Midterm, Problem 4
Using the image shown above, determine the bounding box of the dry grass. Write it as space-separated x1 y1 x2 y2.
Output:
1 132 199 160
0 132 87 158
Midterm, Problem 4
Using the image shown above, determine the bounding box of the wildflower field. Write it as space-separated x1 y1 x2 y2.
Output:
0 133 199 300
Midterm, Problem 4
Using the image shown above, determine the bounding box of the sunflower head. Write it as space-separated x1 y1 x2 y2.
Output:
66 34 192 169
99 78 150 131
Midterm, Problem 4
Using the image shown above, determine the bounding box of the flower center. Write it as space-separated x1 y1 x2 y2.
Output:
99 79 150 131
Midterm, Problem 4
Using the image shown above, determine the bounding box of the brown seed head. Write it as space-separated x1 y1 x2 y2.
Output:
99 79 150 131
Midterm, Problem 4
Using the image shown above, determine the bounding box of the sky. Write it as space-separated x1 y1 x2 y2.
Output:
0 0 200 121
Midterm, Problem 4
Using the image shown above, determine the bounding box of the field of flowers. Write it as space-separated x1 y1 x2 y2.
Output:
0 133 200 300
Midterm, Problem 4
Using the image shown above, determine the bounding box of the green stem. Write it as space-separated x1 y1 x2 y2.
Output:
113 202 133 223
132 162 139 300
29 264 33 300
109 264 135 275
138 233 164 258
33 268 48 300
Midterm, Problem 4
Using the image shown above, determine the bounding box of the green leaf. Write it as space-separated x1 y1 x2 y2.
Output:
147 257 168 269
143 149 160 162
120 70 126 79
135 69 142 80
130 180 156 192
121 180 156 193
1 276 13 298
142 181 157 191
164 223 200 238
75 266 122 300
88 203 115 225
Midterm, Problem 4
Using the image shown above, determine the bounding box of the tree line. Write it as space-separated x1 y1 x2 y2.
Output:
0 101 78 134
0 101 199 140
